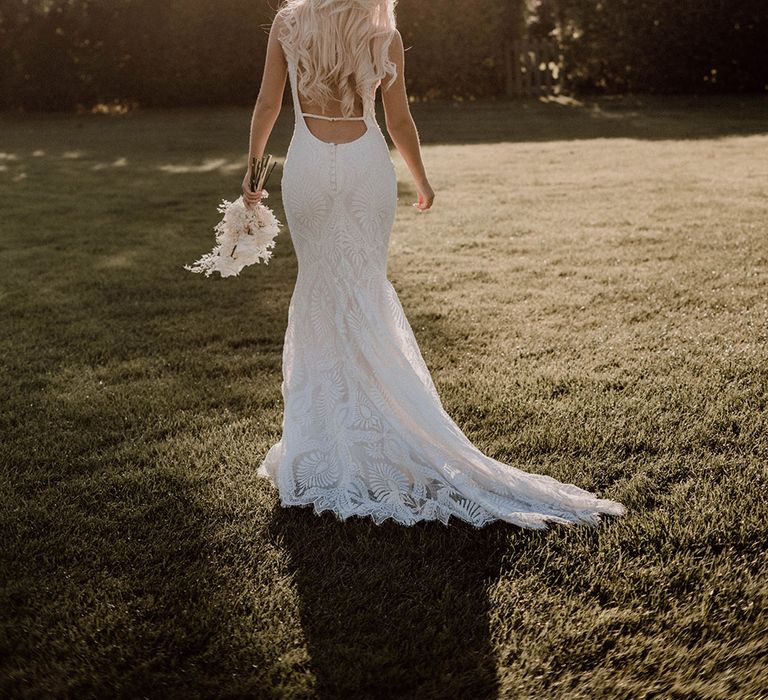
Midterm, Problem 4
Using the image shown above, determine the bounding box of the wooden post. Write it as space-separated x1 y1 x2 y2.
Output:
543 40 553 94
505 0 526 97
532 38 542 96
521 38 531 96
505 41 515 97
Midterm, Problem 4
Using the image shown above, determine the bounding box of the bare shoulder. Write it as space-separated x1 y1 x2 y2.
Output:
388 28 404 53
269 9 290 57
385 28 405 71
271 8 293 44
271 9 287 33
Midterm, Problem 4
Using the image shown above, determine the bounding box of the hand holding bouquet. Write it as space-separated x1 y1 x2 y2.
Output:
184 155 281 278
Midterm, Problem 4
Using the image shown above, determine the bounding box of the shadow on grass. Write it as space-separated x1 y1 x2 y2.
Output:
0 263 519 697
265 502 513 699
0 461 273 696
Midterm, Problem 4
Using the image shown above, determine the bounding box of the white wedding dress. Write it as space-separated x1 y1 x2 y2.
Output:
257 57 627 529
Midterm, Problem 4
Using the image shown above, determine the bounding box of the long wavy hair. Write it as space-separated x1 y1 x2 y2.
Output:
276 0 398 118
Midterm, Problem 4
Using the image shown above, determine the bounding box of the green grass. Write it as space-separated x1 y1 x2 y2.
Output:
1 94 767 698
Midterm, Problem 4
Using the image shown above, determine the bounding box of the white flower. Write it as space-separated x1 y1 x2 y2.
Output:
222 198 248 231
184 196 282 277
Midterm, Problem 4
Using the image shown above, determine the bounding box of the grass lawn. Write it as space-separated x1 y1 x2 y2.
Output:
1 95 767 698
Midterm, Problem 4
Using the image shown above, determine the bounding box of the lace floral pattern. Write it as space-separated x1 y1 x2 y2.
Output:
256 58 627 530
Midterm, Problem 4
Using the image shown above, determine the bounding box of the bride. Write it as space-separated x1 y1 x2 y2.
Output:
245 0 626 529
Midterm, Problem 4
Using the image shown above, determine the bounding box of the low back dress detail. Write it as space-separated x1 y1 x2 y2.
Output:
256 56 627 529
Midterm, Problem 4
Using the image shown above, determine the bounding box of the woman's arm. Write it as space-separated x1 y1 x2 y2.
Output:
381 30 435 211
242 15 288 208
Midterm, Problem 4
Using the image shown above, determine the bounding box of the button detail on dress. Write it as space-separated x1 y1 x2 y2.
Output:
330 142 337 192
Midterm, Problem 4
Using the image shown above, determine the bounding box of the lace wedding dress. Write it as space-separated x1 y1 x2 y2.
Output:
257 57 627 530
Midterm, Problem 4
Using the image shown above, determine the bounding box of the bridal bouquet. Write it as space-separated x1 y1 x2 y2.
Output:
184 155 280 278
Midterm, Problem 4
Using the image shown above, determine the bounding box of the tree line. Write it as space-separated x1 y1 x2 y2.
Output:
0 0 765 111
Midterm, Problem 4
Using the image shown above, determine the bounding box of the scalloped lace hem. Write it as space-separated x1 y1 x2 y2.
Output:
256 461 624 531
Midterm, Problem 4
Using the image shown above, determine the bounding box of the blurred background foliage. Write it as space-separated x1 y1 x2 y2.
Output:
0 0 766 111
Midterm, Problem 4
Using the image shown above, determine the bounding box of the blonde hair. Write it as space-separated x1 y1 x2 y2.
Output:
276 0 398 118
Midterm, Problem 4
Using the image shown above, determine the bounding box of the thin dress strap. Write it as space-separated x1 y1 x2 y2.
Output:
301 112 366 122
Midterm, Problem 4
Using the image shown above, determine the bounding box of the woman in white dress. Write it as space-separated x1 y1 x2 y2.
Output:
245 0 626 530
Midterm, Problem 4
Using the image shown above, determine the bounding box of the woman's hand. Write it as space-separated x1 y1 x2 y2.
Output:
413 180 435 212
242 170 268 209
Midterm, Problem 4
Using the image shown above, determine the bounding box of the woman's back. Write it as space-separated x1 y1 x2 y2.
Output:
291 59 369 145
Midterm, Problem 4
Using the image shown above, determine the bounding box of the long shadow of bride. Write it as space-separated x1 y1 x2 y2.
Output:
266 502 518 698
